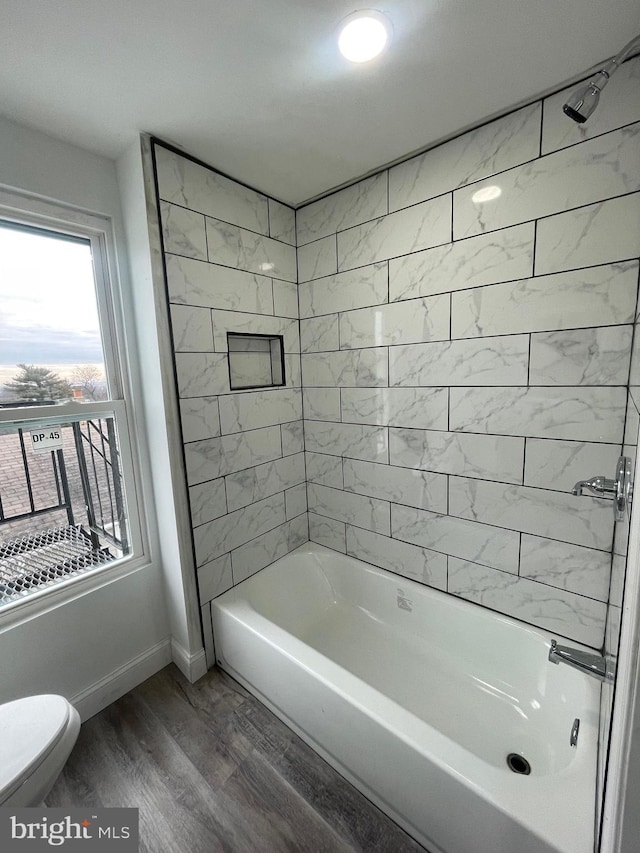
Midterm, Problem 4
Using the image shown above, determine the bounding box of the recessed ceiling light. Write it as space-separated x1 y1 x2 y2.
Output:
471 185 502 204
338 10 392 63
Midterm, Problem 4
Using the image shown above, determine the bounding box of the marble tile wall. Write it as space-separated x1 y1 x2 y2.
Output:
299 56 640 650
598 280 640 826
153 142 307 659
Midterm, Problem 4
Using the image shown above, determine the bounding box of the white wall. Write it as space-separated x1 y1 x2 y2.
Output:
0 116 174 717
116 137 207 677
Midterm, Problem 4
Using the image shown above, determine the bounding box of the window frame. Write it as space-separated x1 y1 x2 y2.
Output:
0 187 147 616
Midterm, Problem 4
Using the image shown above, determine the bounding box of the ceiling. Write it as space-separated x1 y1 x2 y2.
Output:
1 1 639 206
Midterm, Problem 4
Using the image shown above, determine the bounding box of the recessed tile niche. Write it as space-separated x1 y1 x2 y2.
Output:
227 332 285 391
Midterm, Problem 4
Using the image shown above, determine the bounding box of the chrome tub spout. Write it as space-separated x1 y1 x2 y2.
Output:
548 640 613 682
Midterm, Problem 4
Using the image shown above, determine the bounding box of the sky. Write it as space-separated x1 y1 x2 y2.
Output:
0 223 105 367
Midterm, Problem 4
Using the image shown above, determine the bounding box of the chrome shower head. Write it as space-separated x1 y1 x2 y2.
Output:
563 79 604 124
562 34 640 124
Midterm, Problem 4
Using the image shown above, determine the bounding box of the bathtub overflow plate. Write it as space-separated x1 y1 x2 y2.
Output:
506 753 531 775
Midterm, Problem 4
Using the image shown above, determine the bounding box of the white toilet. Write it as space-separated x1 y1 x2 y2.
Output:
0 695 81 807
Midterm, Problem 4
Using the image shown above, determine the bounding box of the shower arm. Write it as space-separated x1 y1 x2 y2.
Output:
586 34 640 92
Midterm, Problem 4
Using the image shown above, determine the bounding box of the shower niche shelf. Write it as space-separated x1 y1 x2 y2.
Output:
227 332 285 391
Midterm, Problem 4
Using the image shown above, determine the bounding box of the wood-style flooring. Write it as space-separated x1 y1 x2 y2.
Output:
47 665 427 853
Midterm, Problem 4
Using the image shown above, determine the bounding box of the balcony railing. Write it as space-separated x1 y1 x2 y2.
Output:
0 415 130 606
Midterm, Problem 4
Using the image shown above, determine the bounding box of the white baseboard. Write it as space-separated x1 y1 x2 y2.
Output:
70 638 172 721
171 639 207 682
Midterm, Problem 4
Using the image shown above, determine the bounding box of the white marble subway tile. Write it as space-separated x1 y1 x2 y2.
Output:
170 304 214 353
268 199 296 245
389 428 524 484
189 478 228 528
218 388 302 434
303 388 341 421
305 451 343 489
298 235 338 283
272 281 298 319
212 310 299 353
449 386 626 443
339 295 450 349
524 438 620 492
197 554 233 604
610 554 626 609
285 483 308 519
179 396 221 443
175 352 229 398
184 426 282 485
193 493 286 566
630 329 640 390
297 172 388 246
625 394 640 446
155 146 269 235
535 193 640 275
300 315 340 353
389 223 534 303
454 125 640 239
606 606 622 663
346 526 447 590
341 387 448 430
542 57 640 155
302 348 388 387
390 103 541 211
304 421 388 463
299 262 388 318
307 483 390 535
281 420 305 455
160 201 207 260
343 458 447 512
529 326 633 386
390 336 529 387
309 513 346 553
225 452 305 512
165 254 274 314
338 195 451 272
231 516 308 584
447 558 606 648
451 262 638 339
286 354 302 389
519 534 611 602
391 503 519 573
205 216 297 282
448 477 614 550
614 511 630 558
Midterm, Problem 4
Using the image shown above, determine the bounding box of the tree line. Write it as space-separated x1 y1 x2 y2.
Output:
4 364 105 402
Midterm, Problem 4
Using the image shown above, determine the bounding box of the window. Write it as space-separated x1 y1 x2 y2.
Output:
0 189 143 609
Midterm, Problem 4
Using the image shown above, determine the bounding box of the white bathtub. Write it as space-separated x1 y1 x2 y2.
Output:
211 543 599 853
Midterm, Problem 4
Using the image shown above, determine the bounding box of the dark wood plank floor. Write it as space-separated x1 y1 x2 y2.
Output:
47 665 427 853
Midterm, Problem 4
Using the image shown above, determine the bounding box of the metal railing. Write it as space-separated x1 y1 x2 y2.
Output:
72 418 128 553
0 417 128 553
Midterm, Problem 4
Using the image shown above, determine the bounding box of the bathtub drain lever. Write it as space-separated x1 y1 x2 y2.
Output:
570 718 580 748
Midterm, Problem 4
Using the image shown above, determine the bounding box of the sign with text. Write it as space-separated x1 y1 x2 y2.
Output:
29 427 63 454
0 808 138 851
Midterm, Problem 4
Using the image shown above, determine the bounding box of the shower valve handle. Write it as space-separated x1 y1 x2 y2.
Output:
572 456 633 522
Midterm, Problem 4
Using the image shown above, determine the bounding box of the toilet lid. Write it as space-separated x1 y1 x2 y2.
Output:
0 695 71 804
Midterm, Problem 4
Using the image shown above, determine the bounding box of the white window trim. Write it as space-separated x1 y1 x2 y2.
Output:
0 186 149 621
